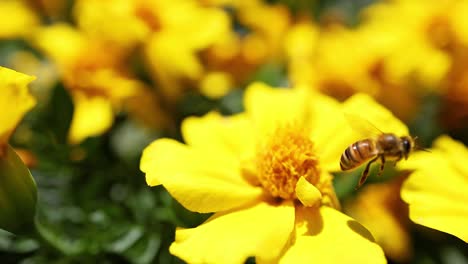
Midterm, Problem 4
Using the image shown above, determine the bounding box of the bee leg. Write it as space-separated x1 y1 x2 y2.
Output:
377 155 386 177
356 156 379 189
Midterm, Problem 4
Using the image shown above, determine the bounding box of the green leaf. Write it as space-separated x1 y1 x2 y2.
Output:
44 84 74 144
0 145 37 235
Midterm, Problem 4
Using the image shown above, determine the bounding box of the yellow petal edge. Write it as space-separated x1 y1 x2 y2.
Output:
0 66 36 147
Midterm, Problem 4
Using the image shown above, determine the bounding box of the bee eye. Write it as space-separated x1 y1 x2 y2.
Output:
402 139 411 152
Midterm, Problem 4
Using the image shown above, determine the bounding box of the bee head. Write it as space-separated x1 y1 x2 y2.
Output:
400 136 414 159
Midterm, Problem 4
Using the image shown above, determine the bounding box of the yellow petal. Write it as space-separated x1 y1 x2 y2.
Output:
402 170 468 242
157 1 230 50
344 179 413 262
0 1 39 38
140 138 263 213
170 200 295 264
342 93 409 136
295 176 322 207
0 67 36 147
280 206 386 264
452 1 468 45
68 93 114 144
400 138 468 243
181 112 255 162
74 0 150 50
199 71 233 99
244 82 309 139
306 90 354 172
433 136 468 176
146 32 203 80
284 22 319 60
33 24 85 67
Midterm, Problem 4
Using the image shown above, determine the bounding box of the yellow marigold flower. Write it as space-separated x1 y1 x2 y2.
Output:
399 136 468 243
139 83 412 263
285 0 459 122
344 176 413 263
0 66 36 150
360 0 451 90
237 1 291 60
0 0 39 39
34 24 150 144
305 26 383 99
144 0 231 102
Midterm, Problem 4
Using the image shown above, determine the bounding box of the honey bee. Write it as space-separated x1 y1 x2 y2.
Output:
340 133 415 189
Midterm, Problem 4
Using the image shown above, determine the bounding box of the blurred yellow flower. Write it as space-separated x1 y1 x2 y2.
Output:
344 176 413 263
143 0 293 100
361 0 451 90
203 0 291 92
399 136 468 243
236 1 291 60
0 66 36 151
73 0 151 51
33 24 152 144
284 0 468 123
307 25 383 99
0 0 39 39
284 21 319 89
138 82 414 263
143 0 231 101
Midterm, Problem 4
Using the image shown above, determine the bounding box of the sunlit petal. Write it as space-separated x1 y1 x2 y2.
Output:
181 112 255 161
171 200 295 264
400 136 468 242
280 206 386 264
68 93 113 144
244 82 309 139
401 169 468 242
0 67 36 147
140 138 263 213
309 92 407 172
342 93 409 136
307 90 353 172
295 176 321 207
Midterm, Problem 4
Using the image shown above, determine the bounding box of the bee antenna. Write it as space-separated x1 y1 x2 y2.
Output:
420 147 431 153
414 145 431 153
412 136 431 152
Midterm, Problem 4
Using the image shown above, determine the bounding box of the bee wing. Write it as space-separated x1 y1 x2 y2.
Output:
344 113 384 138
342 93 410 137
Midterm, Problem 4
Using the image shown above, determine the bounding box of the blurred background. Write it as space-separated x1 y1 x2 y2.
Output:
1 0 467 263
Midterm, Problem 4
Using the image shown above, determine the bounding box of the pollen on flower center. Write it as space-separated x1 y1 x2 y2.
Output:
256 125 321 200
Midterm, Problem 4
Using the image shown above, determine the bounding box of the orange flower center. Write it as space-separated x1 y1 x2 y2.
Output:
256 125 321 200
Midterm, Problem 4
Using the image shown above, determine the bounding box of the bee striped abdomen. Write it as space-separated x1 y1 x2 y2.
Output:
340 139 376 171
